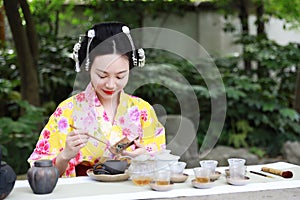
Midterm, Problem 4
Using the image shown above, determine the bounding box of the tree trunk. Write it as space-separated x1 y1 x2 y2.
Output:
255 0 267 78
4 0 40 106
295 66 300 114
0 6 5 46
238 0 251 73
256 1 266 38
19 0 39 65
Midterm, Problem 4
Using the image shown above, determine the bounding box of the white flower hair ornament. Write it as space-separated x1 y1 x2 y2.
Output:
85 29 95 71
72 29 95 72
72 37 82 73
122 26 145 68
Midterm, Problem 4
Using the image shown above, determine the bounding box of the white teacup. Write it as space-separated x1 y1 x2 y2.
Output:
227 158 246 179
154 169 171 185
227 158 246 166
193 167 210 183
169 161 186 176
199 160 218 175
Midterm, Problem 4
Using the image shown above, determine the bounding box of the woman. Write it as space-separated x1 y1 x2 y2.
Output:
28 22 166 177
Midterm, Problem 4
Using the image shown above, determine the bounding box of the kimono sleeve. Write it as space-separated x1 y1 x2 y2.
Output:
27 99 74 167
140 103 166 154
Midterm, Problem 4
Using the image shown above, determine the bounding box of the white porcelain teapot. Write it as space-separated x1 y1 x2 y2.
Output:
126 154 155 181
154 149 180 171
126 149 180 176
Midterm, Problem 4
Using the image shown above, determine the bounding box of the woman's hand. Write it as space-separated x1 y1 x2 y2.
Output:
60 129 90 161
121 140 147 158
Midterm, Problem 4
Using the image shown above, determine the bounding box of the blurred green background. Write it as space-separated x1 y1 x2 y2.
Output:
1 0 300 174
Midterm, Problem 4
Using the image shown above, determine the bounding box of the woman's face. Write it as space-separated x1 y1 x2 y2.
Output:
90 54 129 101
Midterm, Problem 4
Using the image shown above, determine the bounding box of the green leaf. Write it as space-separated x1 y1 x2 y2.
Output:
226 87 246 100
279 108 299 121
262 102 276 112
228 132 248 148
249 147 266 158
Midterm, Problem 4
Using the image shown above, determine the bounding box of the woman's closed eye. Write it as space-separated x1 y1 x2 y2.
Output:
98 74 107 79
97 74 126 80
116 75 126 79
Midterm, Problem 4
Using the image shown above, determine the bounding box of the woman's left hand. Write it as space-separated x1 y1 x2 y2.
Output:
121 140 147 158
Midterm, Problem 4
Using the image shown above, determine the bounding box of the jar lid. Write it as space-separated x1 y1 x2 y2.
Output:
34 160 53 167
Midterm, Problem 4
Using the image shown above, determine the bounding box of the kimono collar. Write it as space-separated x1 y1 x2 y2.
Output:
84 83 127 107
84 83 101 107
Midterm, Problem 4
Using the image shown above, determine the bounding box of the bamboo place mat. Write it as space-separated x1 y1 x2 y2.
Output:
8 162 300 200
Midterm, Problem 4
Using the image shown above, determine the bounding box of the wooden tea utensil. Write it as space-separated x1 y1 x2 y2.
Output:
70 124 139 155
70 124 118 156
109 136 139 155
261 167 293 178
69 124 108 145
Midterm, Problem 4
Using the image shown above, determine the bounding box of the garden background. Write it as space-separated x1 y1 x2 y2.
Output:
1 0 300 175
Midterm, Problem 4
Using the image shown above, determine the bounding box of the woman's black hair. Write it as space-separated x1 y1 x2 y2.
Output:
78 22 136 69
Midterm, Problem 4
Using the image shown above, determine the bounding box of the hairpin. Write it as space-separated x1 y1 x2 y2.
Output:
137 48 145 67
85 29 95 71
122 26 145 67
72 37 82 72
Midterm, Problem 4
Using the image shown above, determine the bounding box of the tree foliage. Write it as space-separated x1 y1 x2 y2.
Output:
264 0 300 28
1 0 300 174
210 0 300 155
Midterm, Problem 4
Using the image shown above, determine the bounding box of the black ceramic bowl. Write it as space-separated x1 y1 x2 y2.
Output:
94 160 128 175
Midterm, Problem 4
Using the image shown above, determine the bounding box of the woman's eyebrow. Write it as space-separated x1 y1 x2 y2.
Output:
116 70 128 74
96 69 128 74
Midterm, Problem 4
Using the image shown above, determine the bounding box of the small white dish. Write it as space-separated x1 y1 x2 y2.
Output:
150 182 174 191
170 173 189 183
191 179 215 189
226 176 250 186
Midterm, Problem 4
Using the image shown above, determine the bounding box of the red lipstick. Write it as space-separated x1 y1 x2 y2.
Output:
103 90 114 95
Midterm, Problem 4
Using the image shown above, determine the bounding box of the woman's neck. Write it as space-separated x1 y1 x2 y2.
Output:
98 93 120 122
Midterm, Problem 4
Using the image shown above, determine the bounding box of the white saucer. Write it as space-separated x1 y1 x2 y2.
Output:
150 182 174 191
170 173 189 183
226 176 250 186
191 179 215 189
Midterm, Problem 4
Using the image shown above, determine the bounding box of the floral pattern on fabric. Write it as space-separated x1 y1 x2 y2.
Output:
28 83 166 177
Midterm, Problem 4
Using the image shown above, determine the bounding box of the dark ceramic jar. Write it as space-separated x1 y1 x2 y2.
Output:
27 160 59 194
0 147 16 200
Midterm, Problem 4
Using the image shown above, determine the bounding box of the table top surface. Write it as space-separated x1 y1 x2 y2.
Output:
7 162 300 200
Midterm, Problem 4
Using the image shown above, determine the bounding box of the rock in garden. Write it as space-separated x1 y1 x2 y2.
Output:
283 141 300 165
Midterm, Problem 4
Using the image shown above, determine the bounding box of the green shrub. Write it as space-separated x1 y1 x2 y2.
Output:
0 100 45 174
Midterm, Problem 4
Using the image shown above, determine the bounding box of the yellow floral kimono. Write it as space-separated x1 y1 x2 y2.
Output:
28 83 166 177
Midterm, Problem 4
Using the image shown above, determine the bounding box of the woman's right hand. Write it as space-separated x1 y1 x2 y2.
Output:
60 129 90 161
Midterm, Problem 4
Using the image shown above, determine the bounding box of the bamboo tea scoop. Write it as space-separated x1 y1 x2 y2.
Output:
69 124 107 145
261 167 293 178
